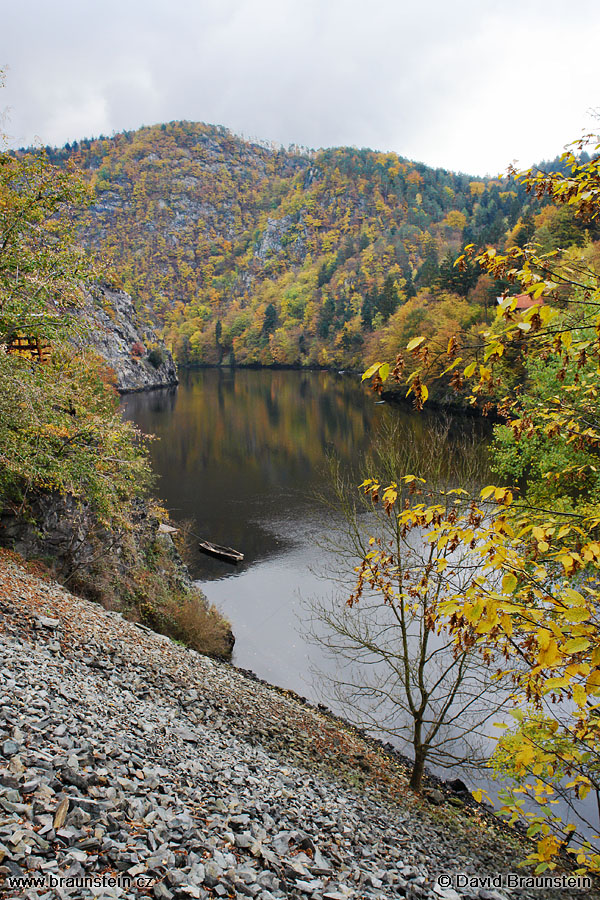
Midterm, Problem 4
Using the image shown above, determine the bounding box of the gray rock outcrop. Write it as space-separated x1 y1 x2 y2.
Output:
78 284 178 393
255 216 305 262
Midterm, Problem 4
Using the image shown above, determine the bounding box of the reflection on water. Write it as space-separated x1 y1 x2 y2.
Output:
121 368 487 697
122 369 399 578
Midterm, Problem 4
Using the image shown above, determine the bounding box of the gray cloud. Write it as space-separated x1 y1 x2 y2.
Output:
2 0 599 174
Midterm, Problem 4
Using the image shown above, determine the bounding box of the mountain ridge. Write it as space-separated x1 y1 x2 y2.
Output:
35 121 528 374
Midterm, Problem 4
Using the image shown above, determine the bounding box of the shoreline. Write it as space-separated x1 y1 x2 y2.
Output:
157 363 498 420
1 547 586 900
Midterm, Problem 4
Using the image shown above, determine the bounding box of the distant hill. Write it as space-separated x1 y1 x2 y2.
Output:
38 122 534 370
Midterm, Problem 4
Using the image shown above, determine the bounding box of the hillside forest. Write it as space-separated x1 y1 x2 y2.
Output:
35 121 598 385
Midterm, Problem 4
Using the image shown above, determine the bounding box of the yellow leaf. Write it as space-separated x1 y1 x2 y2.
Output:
406 336 426 352
578 782 591 799
382 485 398 507
515 743 535 768
481 485 496 500
378 363 390 382
559 554 576 573
502 573 518 593
545 676 570 692
537 629 551 651
464 361 477 378
563 588 586 606
440 357 463 376
538 638 561 667
362 362 381 381
476 617 496 634
564 637 591 654
563 608 590 624
573 684 587 707
484 342 504 361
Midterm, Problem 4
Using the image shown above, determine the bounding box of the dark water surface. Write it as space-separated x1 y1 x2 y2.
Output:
121 369 482 700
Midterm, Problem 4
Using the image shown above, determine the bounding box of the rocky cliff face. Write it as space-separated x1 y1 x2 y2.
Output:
0 492 235 659
79 284 178 393
0 493 185 592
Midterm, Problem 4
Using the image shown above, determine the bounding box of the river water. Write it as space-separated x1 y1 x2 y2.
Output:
122 368 488 699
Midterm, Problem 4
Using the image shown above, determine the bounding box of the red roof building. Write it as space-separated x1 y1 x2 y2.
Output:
497 293 544 309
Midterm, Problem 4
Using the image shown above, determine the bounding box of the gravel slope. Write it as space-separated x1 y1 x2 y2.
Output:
0 551 593 900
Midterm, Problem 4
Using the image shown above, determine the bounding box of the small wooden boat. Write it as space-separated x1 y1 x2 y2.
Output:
198 540 244 565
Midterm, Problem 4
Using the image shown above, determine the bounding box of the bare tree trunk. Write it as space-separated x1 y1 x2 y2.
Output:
410 723 426 792
410 746 427 792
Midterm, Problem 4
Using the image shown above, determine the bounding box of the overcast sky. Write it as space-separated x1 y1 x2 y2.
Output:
2 0 599 176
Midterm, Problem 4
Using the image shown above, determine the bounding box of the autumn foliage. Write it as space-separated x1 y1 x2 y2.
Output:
364 138 600 872
38 122 528 376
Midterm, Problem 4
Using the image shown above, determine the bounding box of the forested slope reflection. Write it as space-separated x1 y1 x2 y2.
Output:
122 369 398 575
121 369 490 697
